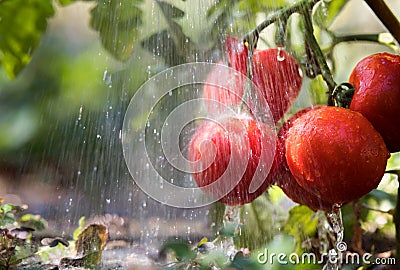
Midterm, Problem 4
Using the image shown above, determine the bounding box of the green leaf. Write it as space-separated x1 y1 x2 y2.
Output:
156 1 185 18
160 240 196 261
141 30 185 66
57 0 75 5
60 224 108 268
20 214 47 231
0 0 55 78
235 194 285 250
285 206 318 252
74 224 108 256
236 0 288 12
57 0 94 5
90 0 143 61
325 0 349 27
206 0 239 18
73 216 85 240
364 189 397 206
229 252 262 270
387 152 400 171
309 75 329 105
0 203 24 214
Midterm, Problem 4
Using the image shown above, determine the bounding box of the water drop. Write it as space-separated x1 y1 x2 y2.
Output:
103 70 112 86
77 105 83 121
96 134 102 139
277 47 285 61
106 198 111 204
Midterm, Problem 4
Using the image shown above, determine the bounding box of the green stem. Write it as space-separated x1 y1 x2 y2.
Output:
364 0 400 45
243 0 319 44
300 3 336 105
250 201 267 237
332 33 399 53
333 34 381 45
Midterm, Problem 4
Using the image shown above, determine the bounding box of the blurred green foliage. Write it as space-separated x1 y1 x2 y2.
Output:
0 0 54 79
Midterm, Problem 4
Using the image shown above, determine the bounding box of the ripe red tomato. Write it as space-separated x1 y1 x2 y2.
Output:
225 36 248 75
252 49 303 122
275 106 333 211
285 106 389 205
187 116 276 206
203 37 302 123
349 52 400 153
203 61 246 113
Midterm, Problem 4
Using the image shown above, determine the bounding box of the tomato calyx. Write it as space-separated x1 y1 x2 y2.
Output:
331 82 355 108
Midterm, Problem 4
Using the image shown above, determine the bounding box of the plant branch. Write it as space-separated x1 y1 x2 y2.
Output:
361 203 394 215
364 0 400 45
334 34 381 45
243 0 319 47
300 3 336 105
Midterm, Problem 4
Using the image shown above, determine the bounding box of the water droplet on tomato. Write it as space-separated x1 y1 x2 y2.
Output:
277 47 285 62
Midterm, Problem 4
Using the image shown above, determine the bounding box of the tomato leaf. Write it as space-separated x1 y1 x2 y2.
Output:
57 0 93 6
235 195 284 250
141 30 185 66
20 214 47 231
60 223 108 268
90 0 143 61
156 1 185 18
160 240 196 261
0 0 54 78
73 216 86 241
323 0 349 28
285 205 318 252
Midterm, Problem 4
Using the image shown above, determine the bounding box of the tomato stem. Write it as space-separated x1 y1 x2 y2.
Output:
332 33 399 53
300 3 337 105
242 0 318 46
364 0 400 45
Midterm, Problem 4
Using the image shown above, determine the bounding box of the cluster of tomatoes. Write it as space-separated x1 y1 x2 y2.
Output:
188 37 399 210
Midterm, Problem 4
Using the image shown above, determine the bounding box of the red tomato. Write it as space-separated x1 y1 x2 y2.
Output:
285 106 389 205
252 48 303 122
349 52 400 153
225 36 248 75
203 37 302 123
187 116 276 205
203 61 246 114
275 106 332 211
